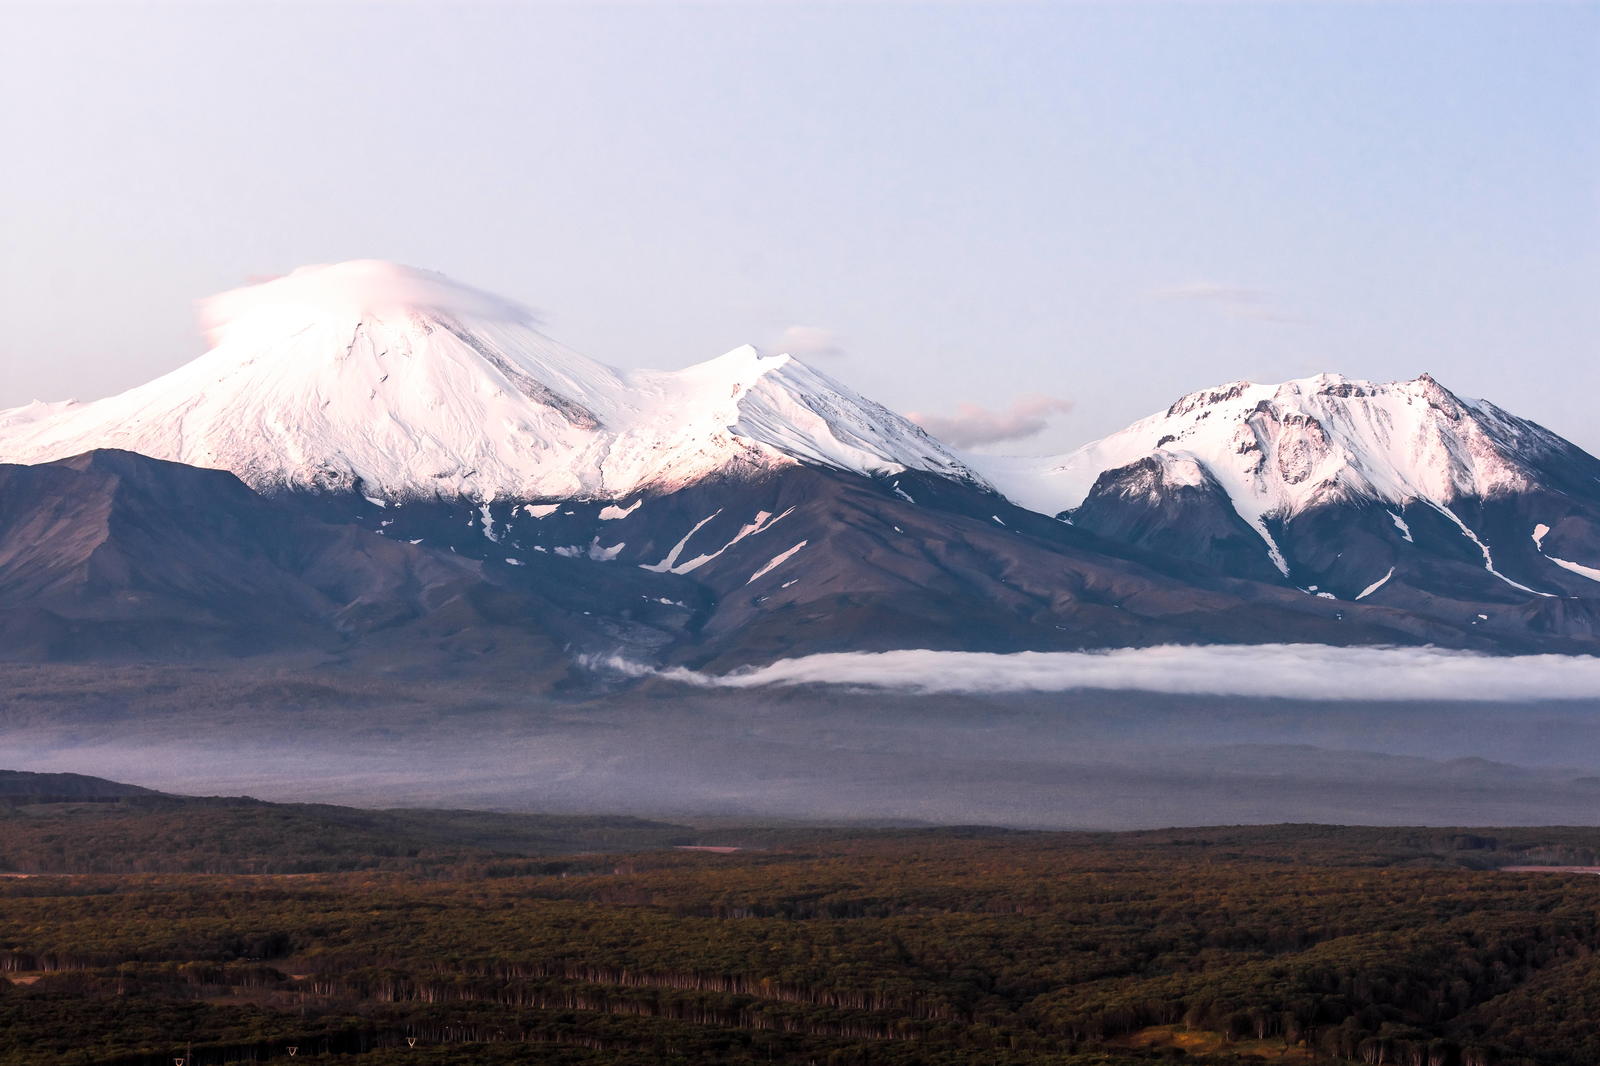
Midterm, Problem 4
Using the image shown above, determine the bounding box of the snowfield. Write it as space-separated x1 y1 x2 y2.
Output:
981 373 1571 522
0 261 981 502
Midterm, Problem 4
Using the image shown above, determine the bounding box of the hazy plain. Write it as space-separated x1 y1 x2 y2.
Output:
4 662 1598 829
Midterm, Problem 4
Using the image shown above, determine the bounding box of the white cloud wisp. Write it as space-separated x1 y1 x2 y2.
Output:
773 325 845 360
599 644 1600 703
1150 281 1298 323
907 393 1073 448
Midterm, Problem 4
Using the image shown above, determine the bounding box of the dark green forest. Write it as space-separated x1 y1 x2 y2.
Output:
1 778 1598 1065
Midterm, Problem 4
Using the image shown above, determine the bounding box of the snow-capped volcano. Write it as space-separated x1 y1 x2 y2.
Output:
988 372 1571 522
977 372 1600 605
0 261 978 501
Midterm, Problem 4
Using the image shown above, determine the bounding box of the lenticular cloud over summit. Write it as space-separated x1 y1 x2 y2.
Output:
628 645 1600 702
199 260 534 346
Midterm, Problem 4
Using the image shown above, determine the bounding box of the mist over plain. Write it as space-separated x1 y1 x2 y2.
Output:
7 652 1600 831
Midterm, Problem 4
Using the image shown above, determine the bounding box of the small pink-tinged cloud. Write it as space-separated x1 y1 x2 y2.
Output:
1150 281 1298 323
907 393 1073 448
773 325 845 359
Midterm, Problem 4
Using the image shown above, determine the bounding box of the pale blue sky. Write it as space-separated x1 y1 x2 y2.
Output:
2 1 1595 453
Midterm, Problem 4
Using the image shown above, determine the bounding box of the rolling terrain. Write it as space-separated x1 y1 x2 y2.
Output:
1 781 1598 1066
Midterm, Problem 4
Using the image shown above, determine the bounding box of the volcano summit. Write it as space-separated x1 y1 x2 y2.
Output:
0 261 979 502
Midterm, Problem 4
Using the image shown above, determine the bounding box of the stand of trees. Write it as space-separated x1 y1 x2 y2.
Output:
1 820 1598 1064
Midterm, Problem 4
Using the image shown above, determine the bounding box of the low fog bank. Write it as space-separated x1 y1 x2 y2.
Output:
606 644 1600 702
4 662 1600 829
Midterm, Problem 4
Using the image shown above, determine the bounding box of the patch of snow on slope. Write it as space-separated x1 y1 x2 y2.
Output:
1546 556 1600 583
599 499 641 520
1391 512 1413 541
1430 503 1553 597
747 541 808 584
523 504 559 518
670 508 794 575
1529 522 1600 583
640 511 723 573
1356 568 1395 600
1251 518 1291 576
588 538 624 562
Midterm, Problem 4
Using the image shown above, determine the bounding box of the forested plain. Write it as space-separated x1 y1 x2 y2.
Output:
2 783 1599 1066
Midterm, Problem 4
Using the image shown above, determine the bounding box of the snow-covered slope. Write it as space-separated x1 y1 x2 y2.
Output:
975 372 1600 606
986 373 1568 525
0 261 979 501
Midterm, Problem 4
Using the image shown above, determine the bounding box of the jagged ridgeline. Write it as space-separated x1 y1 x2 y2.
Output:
2 262 1598 672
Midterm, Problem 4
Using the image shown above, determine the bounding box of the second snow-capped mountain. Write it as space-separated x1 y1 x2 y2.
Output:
984 373 1600 621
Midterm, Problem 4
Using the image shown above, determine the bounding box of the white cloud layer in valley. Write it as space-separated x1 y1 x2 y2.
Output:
604 644 1600 703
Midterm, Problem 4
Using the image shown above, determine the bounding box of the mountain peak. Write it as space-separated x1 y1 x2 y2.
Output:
980 370 1561 520
0 265 980 501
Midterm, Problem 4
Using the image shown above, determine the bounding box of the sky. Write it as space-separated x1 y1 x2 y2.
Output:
1 1 1595 455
